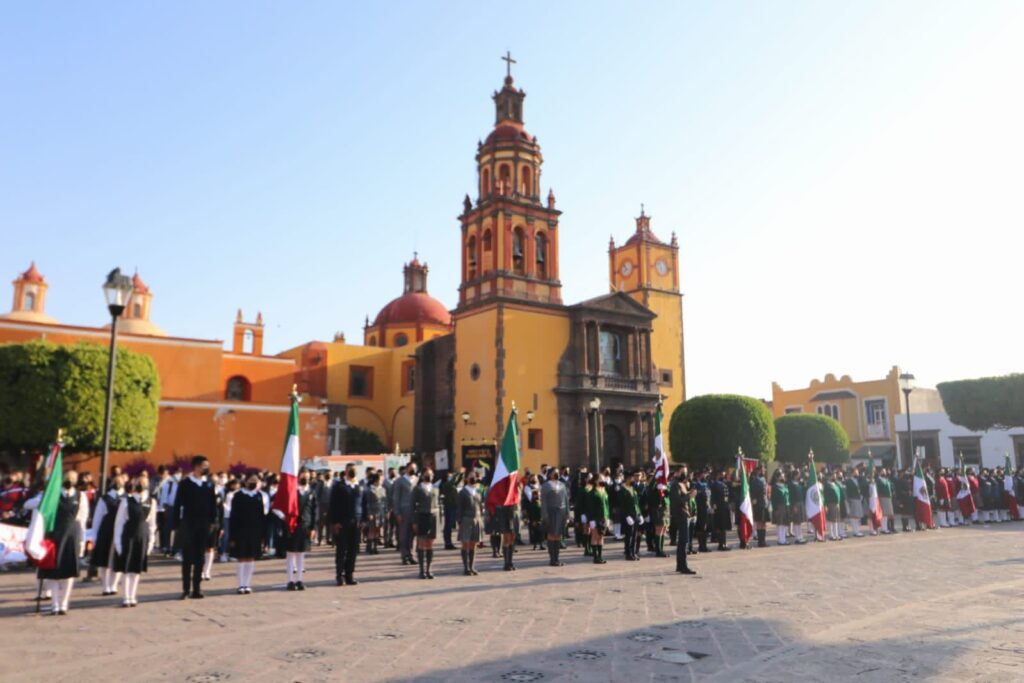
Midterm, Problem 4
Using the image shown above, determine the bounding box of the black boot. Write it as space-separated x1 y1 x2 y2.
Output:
425 550 434 579
491 535 500 558
593 544 606 564
469 549 478 575
757 529 767 548
656 537 668 558
461 549 470 575
417 549 426 579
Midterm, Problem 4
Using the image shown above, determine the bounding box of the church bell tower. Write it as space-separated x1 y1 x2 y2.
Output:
457 53 562 310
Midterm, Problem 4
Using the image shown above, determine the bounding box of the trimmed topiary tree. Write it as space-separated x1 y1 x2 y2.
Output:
668 394 775 469
0 340 161 454
937 374 1024 431
774 413 850 465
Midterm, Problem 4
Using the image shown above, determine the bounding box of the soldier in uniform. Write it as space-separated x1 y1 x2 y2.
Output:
456 472 484 575
540 469 569 566
619 470 642 561
710 470 732 551
413 468 441 579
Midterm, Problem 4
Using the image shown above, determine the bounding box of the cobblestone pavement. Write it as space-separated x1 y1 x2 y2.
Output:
1 523 1022 683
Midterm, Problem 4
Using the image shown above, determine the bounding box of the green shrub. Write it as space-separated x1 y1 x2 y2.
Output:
937 374 1024 431
774 413 850 465
668 394 775 469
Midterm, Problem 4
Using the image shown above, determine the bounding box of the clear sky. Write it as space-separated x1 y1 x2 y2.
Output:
2 2 1022 399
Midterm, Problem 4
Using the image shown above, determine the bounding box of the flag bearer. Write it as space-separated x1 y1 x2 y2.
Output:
37 470 89 615
282 471 318 591
770 471 790 546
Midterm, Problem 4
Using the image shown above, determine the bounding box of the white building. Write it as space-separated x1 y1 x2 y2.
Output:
893 410 1024 470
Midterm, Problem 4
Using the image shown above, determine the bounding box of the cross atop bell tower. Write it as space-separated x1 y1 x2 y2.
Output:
493 52 525 125
502 50 516 79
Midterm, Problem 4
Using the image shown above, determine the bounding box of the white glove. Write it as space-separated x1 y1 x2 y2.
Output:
581 514 588 524
644 516 650 524
272 509 286 520
626 516 635 526
589 521 596 529
114 541 123 557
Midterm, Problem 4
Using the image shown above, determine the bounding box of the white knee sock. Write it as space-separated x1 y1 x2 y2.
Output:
203 550 215 578
101 567 112 592
60 578 73 611
295 552 305 578
244 561 255 587
48 579 60 612
777 527 786 544
851 519 861 535
795 524 804 541
285 553 296 582
124 573 138 602
111 571 122 592
237 562 246 588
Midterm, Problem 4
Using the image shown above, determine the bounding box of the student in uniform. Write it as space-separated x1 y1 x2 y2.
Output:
770 470 790 546
282 470 318 591
201 485 224 581
844 470 865 537
587 478 611 565
523 475 542 550
88 473 125 596
824 472 842 541
540 468 569 567
456 472 484 575
647 475 670 557
229 473 266 594
172 456 217 599
36 469 90 615
413 468 441 578
330 464 364 586
113 474 157 607
363 472 387 555
619 471 642 561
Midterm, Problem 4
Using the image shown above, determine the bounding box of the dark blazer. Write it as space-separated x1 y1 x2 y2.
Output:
172 476 217 530
329 480 364 526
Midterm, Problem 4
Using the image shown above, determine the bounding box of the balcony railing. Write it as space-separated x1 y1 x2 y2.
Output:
559 374 656 393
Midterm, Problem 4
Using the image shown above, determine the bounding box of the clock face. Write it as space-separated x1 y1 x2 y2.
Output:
655 259 669 276
620 261 634 277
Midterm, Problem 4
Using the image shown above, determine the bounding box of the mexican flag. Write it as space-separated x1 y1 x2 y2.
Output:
866 457 884 531
271 394 301 532
736 455 753 545
805 455 827 538
1005 454 1021 520
25 441 63 566
956 454 976 517
486 407 521 515
652 404 669 494
913 460 933 528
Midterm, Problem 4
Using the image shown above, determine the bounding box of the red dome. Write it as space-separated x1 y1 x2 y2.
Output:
373 292 451 327
485 124 535 145
19 262 44 283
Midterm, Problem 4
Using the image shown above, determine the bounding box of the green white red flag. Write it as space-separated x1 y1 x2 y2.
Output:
866 456 884 530
271 393 301 532
736 454 753 545
805 453 827 538
956 453 976 517
653 404 669 494
913 459 933 528
486 407 521 515
25 440 63 566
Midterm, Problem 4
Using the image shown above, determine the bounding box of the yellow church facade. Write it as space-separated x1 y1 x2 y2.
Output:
289 62 687 474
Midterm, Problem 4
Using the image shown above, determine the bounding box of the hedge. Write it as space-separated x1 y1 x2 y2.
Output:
937 374 1024 431
774 413 850 465
668 394 775 469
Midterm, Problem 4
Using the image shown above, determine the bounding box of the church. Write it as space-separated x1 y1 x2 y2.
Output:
285 60 687 473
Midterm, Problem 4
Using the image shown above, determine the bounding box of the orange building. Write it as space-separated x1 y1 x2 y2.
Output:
0 264 326 473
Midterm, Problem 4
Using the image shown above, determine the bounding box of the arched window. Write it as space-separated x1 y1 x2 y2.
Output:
482 229 492 252
132 302 142 319
225 376 251 401
244 329 254 354
394 333 409 347
482 168 490 197
368 336 377 347
535 232 547 278
22 292 36 311
520 165 532 196
512 228 526 275
499 164 511 195
467 236 477 278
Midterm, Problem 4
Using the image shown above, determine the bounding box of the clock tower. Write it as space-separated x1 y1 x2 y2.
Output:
609 207 686 410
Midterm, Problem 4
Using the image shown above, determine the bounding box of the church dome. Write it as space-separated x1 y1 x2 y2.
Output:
373 292 451 328
485 124 535 145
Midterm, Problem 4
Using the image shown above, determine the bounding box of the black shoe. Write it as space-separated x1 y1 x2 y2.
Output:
190 591 204 599
677 568 697 575
345 579 358 586
444 544 456 550
180 592 190 600
336 579 345 586
296 582 305 591
287 581 296 591
718 545 731 551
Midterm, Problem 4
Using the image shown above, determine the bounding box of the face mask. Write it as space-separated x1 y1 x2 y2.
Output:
247 482 258 491
134 484 144 493
62 480 73 489
173 473 182 481
299 478 309 486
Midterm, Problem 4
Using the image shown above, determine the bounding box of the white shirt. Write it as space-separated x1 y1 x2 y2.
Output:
113 491 157 557
87 489 123 544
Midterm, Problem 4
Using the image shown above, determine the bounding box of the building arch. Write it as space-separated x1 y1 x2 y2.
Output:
225 375 251 401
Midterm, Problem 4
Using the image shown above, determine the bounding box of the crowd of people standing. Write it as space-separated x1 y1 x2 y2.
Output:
2 454 1022 616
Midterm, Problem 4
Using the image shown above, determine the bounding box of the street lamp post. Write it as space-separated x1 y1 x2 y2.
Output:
99 268 135 496
898 372 916 471
589 397 602 473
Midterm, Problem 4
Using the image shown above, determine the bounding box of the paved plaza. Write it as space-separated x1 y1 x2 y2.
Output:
1 524 1022 683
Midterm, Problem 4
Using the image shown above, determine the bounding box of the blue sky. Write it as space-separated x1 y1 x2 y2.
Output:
2 2 1022 398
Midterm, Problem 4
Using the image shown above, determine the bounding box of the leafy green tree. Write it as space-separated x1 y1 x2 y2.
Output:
774 413 850 465
937 374 1024 431
346 425 386 454
668 394 775 469
0 340 160 454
